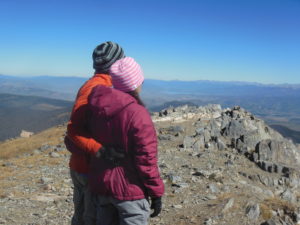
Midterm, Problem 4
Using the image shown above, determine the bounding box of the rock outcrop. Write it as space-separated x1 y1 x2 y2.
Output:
154 104 300 224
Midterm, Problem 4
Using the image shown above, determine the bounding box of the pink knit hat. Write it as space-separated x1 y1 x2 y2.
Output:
109 57 144 92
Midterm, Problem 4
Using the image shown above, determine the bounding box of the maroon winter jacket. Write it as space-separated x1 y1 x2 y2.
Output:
87 85 164 201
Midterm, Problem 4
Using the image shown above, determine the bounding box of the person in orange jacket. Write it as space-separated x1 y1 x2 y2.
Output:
65 41 125 225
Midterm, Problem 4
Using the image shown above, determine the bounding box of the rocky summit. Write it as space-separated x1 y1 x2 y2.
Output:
1 104 300 225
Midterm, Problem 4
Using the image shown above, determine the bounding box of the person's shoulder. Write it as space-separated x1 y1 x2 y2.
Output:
78 75 110 96
88 85 113 106
89 74 111 86
127 102 150 118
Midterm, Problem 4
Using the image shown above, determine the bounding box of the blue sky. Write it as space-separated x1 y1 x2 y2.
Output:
0 0 299 84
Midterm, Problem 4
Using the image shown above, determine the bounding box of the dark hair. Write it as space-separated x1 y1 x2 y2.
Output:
128 91 145 107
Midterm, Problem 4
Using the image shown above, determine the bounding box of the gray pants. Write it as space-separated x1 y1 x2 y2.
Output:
70 169 96 225
95 196 150 225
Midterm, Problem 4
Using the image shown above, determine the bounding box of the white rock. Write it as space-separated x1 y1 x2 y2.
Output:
172 204 183 209
246 203 260 220
222 198 234 212
30 193 63 202
20 130 34 138
50 152 60 158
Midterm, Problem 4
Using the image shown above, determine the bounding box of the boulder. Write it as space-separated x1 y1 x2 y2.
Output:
246 203 260 220
20 130 34 138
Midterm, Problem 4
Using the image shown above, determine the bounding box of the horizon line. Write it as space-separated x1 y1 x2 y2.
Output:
1 73 299 86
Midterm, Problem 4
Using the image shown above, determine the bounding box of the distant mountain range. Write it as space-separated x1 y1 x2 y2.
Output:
0 75 87 101
142 79 300 97
2 74 300 100
1 74 300 142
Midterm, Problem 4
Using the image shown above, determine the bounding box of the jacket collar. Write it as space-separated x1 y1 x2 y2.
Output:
93 73 112 83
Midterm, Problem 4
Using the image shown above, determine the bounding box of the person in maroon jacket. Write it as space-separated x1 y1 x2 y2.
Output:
87 57 164 225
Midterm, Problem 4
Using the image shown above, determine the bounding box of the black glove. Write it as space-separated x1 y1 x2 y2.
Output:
95 146 125 165
95 148 102 158
150 197 162 217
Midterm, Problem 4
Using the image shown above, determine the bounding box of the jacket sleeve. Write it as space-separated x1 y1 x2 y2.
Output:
130 107 164 198
64 135 87 155
67 105 101 155
66 79 106 155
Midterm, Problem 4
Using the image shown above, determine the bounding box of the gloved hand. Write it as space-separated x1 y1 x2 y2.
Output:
150 197 162 217
95 146 125 165
95 148 102 158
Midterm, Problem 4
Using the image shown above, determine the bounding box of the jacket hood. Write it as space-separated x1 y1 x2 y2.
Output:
88 85 136 118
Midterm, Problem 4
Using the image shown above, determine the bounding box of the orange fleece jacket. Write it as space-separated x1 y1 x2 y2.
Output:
67 74 112 173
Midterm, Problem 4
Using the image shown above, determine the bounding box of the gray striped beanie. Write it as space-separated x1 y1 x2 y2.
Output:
92 41 125 73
